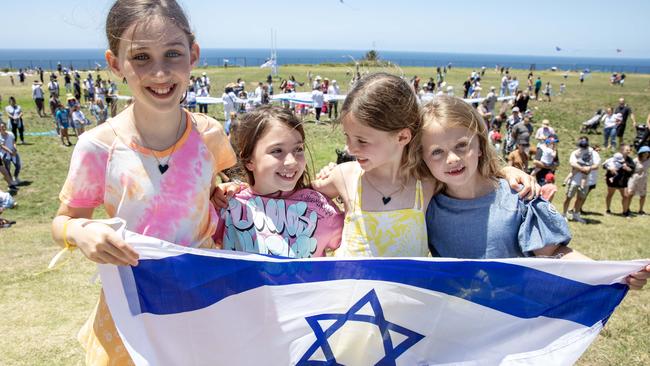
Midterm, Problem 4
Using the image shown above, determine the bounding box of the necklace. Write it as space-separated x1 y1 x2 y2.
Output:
134 111 184 175
364 174 404 205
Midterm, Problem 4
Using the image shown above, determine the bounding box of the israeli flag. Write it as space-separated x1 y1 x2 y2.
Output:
99 226 647 366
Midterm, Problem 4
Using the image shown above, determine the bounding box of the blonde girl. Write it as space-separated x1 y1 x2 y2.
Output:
51 1 236 363
417 95 649 290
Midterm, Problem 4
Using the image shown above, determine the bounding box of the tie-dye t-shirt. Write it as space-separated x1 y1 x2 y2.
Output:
215 188 344 257
59 112 237 248
61 113 236 366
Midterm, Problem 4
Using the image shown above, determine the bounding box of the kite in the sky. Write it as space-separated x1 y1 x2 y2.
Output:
555 46 562 51
616 48 623 53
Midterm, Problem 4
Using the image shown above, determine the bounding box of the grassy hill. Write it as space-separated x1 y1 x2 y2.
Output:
0 64 648 365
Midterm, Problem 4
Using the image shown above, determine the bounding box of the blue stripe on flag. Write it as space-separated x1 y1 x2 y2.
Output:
124 254 627 327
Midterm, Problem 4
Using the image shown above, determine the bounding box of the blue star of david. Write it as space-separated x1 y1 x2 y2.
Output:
297 289 424 366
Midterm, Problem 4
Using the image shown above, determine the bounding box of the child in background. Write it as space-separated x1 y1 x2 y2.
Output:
54 103 72 146
213 106 343 257
488 123 502 155
185 86 197 112
531 136 557 178
51 1 236 363
604 153 625 184
70 104 87 136
540 172 558 202
543 82 552 102
417 95 650 291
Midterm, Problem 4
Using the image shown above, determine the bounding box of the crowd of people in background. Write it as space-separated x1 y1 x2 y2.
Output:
1 62 649 228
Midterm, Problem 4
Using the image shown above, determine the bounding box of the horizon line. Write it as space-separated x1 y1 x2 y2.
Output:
0 47 648 60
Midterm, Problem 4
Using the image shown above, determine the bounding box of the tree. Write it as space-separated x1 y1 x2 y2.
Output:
363 50 379 62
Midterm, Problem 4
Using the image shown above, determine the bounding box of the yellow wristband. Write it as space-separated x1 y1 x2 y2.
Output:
62 219 76 250
48 219 78 269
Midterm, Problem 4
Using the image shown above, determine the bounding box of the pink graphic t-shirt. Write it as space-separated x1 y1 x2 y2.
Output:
215 188 344 257
59 112 237 248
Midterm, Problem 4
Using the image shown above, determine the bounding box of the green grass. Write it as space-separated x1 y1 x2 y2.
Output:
0 64 649 365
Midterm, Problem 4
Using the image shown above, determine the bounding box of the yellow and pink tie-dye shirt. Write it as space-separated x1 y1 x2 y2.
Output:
59 112 236 248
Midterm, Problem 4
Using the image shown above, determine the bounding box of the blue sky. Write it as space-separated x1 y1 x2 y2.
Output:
2 0 649 58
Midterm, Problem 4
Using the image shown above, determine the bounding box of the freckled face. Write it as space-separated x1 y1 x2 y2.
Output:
246 121 306 195
421 123 483 192
107 16 199 112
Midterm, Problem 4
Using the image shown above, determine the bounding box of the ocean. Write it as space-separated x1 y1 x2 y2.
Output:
1 48 649 73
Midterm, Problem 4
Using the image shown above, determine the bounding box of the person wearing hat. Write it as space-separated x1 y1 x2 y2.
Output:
561 136 599 223
624 145 650 215
531 134 560 185
54 102 72 146
31 80 46 117
48 74 60 99
535 119 555 146
540 172 558 202
511 112 533 147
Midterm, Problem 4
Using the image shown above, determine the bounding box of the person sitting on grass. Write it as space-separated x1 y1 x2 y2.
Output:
0 188 16 209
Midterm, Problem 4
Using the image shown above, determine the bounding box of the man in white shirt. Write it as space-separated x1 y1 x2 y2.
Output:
327 80 340 119
485 86 497 113
222 86 237 134
311 85 324 124
47 77 60 98
0 122 21 185
563 137 600 223
32 81 46 117
201 72 211 93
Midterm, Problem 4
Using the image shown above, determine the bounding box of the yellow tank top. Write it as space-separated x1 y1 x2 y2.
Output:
335 174 429 257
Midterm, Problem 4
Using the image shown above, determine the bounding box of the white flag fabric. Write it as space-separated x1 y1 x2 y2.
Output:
260 58 276 69
99 224 646 366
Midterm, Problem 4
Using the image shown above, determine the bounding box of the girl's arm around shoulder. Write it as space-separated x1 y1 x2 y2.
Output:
311 161 361 202
421 178 436 209
501 166 540 200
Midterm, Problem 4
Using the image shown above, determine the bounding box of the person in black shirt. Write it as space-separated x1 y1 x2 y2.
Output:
605 144 636 216
462 77 472 99
614 98 637 144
